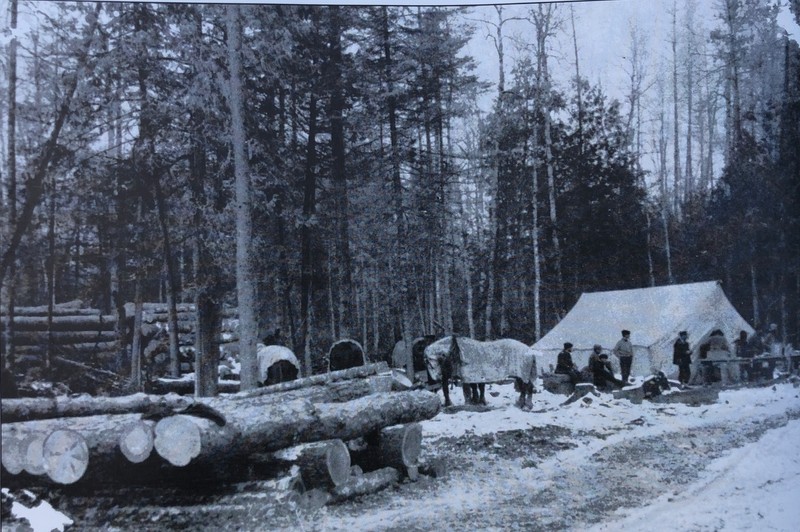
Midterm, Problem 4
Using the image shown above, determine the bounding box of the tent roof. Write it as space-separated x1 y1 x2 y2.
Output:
531 281 754 353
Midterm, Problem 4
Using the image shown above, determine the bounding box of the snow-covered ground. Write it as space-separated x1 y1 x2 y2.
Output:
4 379 799 531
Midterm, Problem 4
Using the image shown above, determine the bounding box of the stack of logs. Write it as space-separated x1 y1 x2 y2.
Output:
1 362 440 508
126 302 241 371
1 300 119 369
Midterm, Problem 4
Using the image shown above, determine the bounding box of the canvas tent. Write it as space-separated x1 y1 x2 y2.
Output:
531 281 755 380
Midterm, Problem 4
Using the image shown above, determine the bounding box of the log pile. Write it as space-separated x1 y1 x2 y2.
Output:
2 301 119 369
1 366 441 508
125 302 240 371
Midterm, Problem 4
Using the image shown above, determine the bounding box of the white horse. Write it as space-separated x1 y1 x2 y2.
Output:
424 336 538 407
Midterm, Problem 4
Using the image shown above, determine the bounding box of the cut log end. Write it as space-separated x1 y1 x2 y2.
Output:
154 415 202 466
22 434 47 475
325 439 351 487
43 429 89 484
2 435 25 475
119 421 155 463
399 423 423 467
297 439 351 489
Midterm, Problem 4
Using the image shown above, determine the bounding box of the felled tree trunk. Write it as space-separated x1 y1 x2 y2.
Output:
235 362 389 399
349 423 422 475
12 315 116 332
151 390 439 469
328 467 401 504
2 378 378 423
10 331 118 346
1 393 193 423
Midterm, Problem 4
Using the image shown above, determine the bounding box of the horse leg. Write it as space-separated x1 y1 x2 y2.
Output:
462 383 473 404
477 383 486 405
441 375 452 407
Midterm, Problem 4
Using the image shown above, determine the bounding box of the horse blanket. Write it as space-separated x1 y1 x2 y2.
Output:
256 344 300 383
424 337 538 384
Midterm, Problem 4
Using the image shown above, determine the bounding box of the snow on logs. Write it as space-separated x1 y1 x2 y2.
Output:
1 390 440 487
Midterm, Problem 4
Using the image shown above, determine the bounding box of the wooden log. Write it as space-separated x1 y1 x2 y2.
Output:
154 415 206 466
41 429 90 484
119 420 155 463
151 378 241 395
543 373 574 395
150 390 440 469
14 341 119 356
2 378 376 423
234 362 389 399
650 387 719 405
11 315 117 332
5 300 94 316
350 423 423 475
293 440 351 489
2 431 26 474
1 392 193 424
21 433 48 475
561 383 600 406
10 330 119 346
328 467 401 504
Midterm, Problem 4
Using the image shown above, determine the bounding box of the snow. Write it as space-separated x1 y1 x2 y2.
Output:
413 380 800 531
589 420 800 531
4 488 73 532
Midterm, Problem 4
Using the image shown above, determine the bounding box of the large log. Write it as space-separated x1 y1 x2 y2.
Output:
151 378 241 395
14 342 118 356
3 300 94 316
150 390 440 469
281 440 351 489
235 362 389 399
11 315 117 332
10 330 118 346
1 392 193 424
2 378 377 423
328 467 401 504
349 423 423 475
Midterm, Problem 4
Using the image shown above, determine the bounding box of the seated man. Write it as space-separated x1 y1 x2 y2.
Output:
555 342 581 385
589 347 625 391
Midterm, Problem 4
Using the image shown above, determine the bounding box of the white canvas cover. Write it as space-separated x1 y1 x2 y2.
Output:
531 281 755 379
256 344 300 382
425 337 537 384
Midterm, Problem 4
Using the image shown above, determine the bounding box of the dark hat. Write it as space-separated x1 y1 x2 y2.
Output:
679 330 688 336
564 342 573 349
593 344 602 350
622 330 631 336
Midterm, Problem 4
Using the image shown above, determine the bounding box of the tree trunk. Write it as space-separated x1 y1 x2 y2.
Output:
235 361 388 399
11 315 116 332
226 5 259 390
328 466 400 503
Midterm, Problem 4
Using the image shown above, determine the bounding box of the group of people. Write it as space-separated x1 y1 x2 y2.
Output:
674 323 786 386
555 330 636 391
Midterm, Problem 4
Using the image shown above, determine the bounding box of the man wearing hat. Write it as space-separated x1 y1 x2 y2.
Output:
673 330 692 387
555 342 581 385
590 345 626 390
613 330 634 384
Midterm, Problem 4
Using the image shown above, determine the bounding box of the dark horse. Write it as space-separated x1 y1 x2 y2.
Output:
257 344 300 386
424 336 538 408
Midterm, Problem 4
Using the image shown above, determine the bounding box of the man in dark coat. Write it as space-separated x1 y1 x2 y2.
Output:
590 347 626 390
673 330 692 387
555 342 581 385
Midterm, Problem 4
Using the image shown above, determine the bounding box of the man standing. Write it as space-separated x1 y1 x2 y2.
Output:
673 330 692 387
613 330 634 384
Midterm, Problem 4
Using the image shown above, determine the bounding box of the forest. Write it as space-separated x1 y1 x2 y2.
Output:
1 1 798 391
